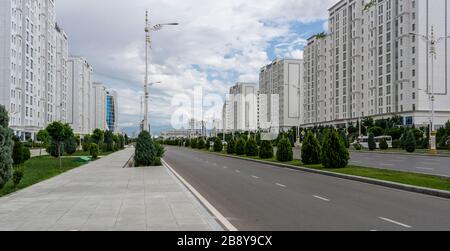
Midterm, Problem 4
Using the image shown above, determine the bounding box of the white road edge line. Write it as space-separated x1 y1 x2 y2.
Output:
162 159 238 231
252 176 259 179
416 167 435 171
276 183 287 188
313 195 330 202
379 217 412 229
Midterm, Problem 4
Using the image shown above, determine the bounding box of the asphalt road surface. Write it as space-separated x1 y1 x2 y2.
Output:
164 147 450 231
291 148 450 177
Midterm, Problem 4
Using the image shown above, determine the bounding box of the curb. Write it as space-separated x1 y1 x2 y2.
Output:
349 150 450 158
202 151 450 200
162 159 238 231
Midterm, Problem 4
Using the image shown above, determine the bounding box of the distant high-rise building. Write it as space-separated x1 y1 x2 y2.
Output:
229 82 258 132
92 82 107 130
303 0 450 128
106 90 118 133
55 23 69 123
68 56 93 135
259 59 304 133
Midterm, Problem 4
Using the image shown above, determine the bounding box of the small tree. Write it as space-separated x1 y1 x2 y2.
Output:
36 129 49 156
46 122 73 169
235 137 246 156
301 131 322 165
91 129 104 145
321 129 350 169
368 133 376 151
259 141 274 159
227 139 236 154
104 130 114 152
90 143 99 159
379 138 389 150
134 131 156 167
276 137 293 162
213 137 223 152
404 130 417 153
245 137 258 157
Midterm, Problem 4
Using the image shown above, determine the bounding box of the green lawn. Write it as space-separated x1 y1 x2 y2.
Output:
0 156 86 197
193 148 450 192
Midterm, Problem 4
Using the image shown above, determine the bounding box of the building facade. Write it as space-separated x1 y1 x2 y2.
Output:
68 56 93 135
91 82 107 130
259 59 304 133
229 82 258 132
106 89 118 133
55 23 69 123
0 0 65 139
303 0 450 128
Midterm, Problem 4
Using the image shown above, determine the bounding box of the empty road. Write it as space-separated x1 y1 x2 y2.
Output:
164 147 450 231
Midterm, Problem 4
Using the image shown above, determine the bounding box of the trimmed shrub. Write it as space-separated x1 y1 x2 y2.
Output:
321 129 349 169
191 138 198 149
368 133 376 151
392 139 402 149
301 131 322 165
379 138 389 150
12 166 24 187
276 137 293 162
154 141 165 158
227 139 236 154
134 131 156 167
404 130 417 153
104 130 114 152
213 138 223 152
65 137 78 155
259 141 274 159
12 137 28 166
90 143 99 159
353 143 363 151
197 138 206 149
235 137 246 156
154 157 162 166
185 139 191 147
245 137 258 157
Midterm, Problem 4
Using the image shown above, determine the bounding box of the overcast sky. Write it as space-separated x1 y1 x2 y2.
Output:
56 0 335 135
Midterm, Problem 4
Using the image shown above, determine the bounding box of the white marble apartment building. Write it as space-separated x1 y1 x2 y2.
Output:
229 83 258 132
303 0 450 128
91 82 107 131
259 59 303 133
0 0 57 139
68 56 93 135
304 34 329 125
55 22 68 123
222 100 232 132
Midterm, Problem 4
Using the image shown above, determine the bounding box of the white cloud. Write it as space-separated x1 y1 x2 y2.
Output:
56 0 334 133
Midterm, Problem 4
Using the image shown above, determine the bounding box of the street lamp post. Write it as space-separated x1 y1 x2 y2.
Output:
143 10 178 134
410 26 450 155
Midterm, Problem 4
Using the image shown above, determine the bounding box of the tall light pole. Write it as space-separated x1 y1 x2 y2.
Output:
410 26 450 154
143 10 178 134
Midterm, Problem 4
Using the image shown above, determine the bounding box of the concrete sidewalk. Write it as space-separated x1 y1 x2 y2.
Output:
0 148 221 231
